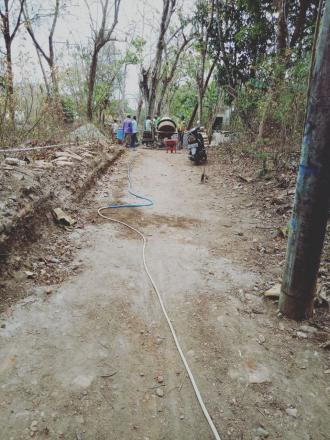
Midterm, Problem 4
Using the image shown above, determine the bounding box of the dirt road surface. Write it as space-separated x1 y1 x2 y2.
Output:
0 149 329 439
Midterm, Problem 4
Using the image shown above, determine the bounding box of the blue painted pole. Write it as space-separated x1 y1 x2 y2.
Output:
279 2 330 320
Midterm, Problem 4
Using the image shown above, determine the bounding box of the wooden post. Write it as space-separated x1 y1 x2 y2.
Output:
279 2 330 320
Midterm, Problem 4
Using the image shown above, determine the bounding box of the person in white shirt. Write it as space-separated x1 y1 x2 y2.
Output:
112 119 119 142
145 116 152 132
132 116 138 149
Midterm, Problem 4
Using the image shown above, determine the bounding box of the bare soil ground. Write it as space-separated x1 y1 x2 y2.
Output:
0 139 123 310
0 147 329 440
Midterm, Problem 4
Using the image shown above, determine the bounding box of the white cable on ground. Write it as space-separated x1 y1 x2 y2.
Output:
97 156 222 440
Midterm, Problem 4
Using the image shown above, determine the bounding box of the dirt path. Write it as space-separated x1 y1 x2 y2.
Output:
0 149 329 440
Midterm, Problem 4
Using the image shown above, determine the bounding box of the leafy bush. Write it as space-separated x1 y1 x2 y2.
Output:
230 52 311 155
61 96 77 123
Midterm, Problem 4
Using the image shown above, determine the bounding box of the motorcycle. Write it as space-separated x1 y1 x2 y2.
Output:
187 126 207 165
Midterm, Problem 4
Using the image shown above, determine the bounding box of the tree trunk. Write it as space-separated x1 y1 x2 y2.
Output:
198 84 203 123
156 80 169 116
137 93 143 124
1 0 25 127
35 48 51 97
188 104 198 130
23 0 60 106
49 60 61 111
5 38 15 125
146 0 175 117
87 49 99 121
187 58 217 129
156 35 191 115
48 0 60 102
139 67 150 111
280 1 330 319
148 82 157 117
290 0 310 49
277 0 288 54
257 91 273 141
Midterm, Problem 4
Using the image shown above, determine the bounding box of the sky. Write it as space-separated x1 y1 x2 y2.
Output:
8 0 195 109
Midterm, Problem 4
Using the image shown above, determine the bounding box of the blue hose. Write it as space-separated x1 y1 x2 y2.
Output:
106 156 154 209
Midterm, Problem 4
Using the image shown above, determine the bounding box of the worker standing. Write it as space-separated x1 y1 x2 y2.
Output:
178 115 186 149
145 115 152 132
112 119 119 143
132 116 138 150
122 115 133 148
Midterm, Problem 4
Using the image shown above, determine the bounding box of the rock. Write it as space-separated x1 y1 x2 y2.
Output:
299 325 317 334
54 151 83 161
248 367 272 384
324 369 330 374
4 157 25 166
296 331 308 339
180 415 185 420
30 420 38 432
320 340 330 350
257 335 266 344
12 270 28 282
279 322 285 331
52 208 76 226
156 375 164 383
34 159 53 169
24 271 35 279
264 284 281 298
156 388 164 398
286 407 298 418
47 257 60 264
254 426 269 438
53 160 74 167
45 287 53 295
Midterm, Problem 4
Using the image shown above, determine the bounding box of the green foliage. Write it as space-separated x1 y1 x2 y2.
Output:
131 37 146 53
169 82 197 121
193 0 318 90
189 0 317 156
61 96 76 123
231 51 311 153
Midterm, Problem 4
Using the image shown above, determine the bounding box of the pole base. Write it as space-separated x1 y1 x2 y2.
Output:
279 290 314 321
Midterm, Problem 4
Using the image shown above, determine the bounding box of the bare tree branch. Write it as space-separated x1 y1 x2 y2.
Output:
86 0 122 120
10 0 25 41
0 0 26 124
23 0 61 100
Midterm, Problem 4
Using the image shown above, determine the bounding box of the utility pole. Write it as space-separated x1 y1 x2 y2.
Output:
279 2 330 320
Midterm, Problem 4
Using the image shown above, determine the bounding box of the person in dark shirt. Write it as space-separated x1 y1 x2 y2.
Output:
122 115 133 147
